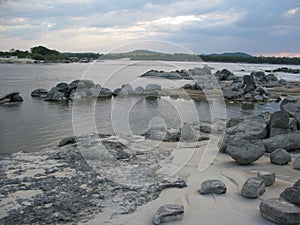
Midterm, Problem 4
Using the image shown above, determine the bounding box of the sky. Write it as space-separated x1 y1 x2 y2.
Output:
0 0 300 56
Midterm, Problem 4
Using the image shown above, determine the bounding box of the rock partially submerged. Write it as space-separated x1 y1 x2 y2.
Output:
153 204 184 225
0 92 23 105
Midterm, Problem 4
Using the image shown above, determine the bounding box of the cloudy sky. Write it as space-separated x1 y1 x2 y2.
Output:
0 0 300 56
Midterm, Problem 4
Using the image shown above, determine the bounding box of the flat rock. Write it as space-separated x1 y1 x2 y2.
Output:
260 198 300 225
270 149 291 165
241 177 265 198
257 172 276 186
199 179 227 194
153 204 184 225
280 179 300 207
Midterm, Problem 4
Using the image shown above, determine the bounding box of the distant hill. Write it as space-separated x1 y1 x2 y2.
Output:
100 50 202 61
208 52 253 57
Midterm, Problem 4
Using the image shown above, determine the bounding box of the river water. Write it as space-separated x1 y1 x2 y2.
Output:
1 60 300 153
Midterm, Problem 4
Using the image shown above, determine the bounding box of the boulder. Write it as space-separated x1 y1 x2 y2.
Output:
113 88 122 96
69 80 95 90
270 149 291 165
89 85 103 98
44 89 65 101
243 75 256 93
257 172 275 186
226 139 265 165
281 101 300 128
119 83 134 96
265 74 278 82
181 124 197 141
145 84 161 92
222 88 241 100
293 157 300 170
199 179 227 194
251 71 265 81
269 111 290 137
59 136 76 146
133 86 144 95
200 125 211 134
98 88 112 98
260 198 300 225
153 204 184 225
241 177 265 198
141 70 183 80
280 180 300 207
31 88 48 97
56 82 69 93
262 131 300 152
0 92 24 104
289 118 298 132
215 69 237 81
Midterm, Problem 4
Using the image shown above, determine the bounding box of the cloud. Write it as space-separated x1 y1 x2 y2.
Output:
0 0 300 55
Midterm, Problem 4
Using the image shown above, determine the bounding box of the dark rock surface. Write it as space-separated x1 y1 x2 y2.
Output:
257 172 275 186
241 177 265 198
153 204 184 225
199 179 227 194
31 88 48 97
269 110 290 137
280 179 300 207
270 149 291 165
59 136 76 146
0 92 24 104
260 198 300 225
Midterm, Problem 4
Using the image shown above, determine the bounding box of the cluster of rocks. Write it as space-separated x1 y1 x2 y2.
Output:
219 96 300 166
260 179 300 225
0 134 188 225
0 92 23 105
31 80 164 102
273 67 300 74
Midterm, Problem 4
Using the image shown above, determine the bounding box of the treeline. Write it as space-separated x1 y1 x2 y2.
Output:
199 55 300 65
0 46 101 62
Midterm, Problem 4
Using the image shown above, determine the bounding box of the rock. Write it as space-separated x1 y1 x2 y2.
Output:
0 92 24 104
145 84 161 92
222 88 241 100
98 88 112 98
113 88 122 96
144 126 167 141
133 86 144 95
256 86 269 95
254 95 263 102
280 180 300 207
199 179 227 194
293 157 300 170
281 101 300 128
241 177 265 198
265 74 278 82
141 70 183 80
251 71 265 81
59 137 76 146
244 93 252 99
44 89 65 101
269 111 290 137
200 125 211 134
181 124 197 141
56 82 69 93
153 204 184 225
270 149 291 165
243 75 256 92
89 85 103 98
289 118 298 132
119 84 134 96
262 131 300 152
260 198 300 225
69 80 95 90
226 139 265 165
31 88 48 97
215 69 237 81
257 172 275 186
281 96 298 106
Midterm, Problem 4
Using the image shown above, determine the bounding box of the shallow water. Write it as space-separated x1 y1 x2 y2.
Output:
0 61 299 153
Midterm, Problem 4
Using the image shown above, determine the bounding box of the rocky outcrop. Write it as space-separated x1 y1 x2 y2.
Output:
153 204 184 225
241 177 265 198
0 92 23 105
270 149 291 165
199 179 227 194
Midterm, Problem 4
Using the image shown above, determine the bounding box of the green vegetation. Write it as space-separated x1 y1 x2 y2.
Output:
0 47 299 65
0 46 101 62
199 53 300 65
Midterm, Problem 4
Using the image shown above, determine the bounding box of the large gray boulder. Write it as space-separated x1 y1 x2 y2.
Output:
215 69 237 81
98 88 112 98
44 89 65 101
270 149 291 165
262 131 300 153
280 180 300 207
281 101 300 129
133 86 144 95
269 111 290 137
226 139 265 165
0 92 24 104
145 84 161 92
293 157 300 170
119 83 134 96
56 82 69 93
241 177 265 198
260 198 300 225
243 75 256 92
199 179 227 194
153 204 184 225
